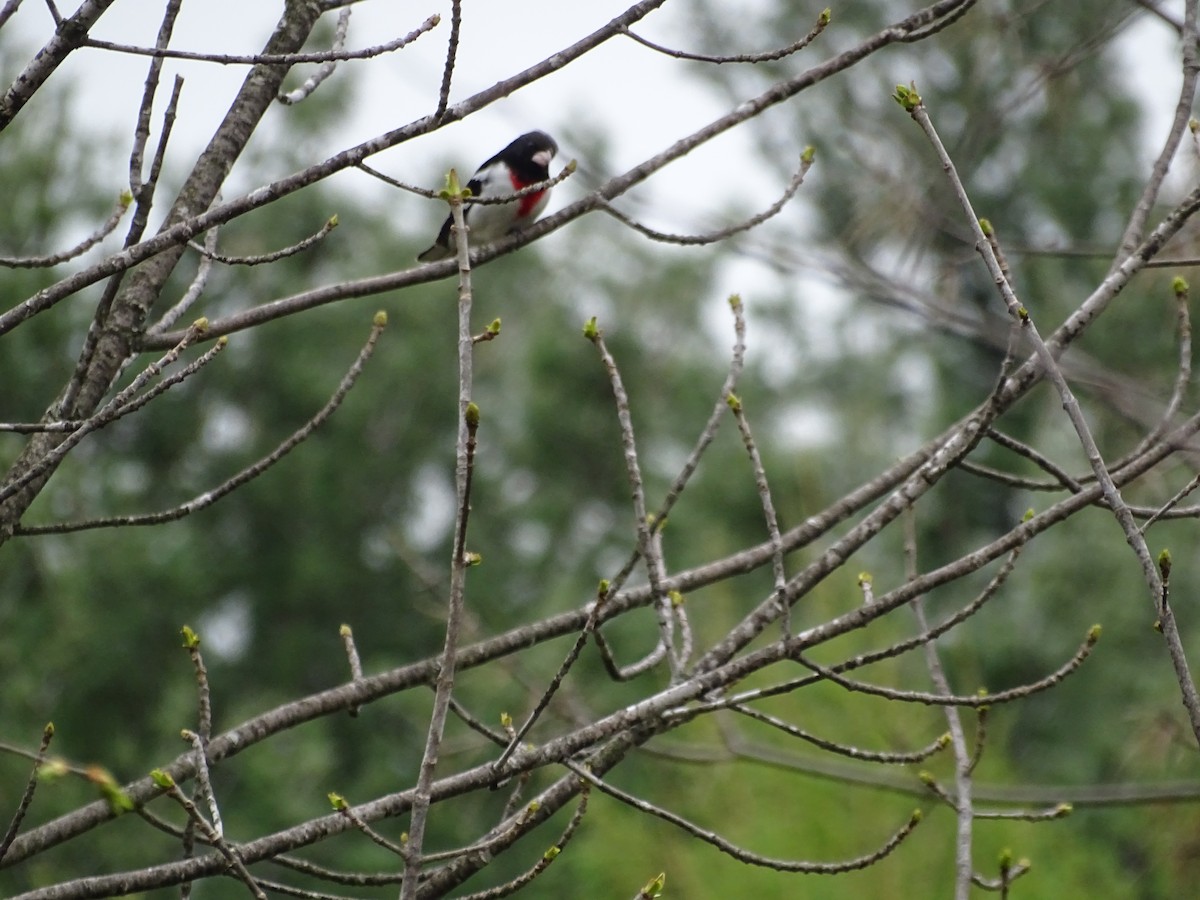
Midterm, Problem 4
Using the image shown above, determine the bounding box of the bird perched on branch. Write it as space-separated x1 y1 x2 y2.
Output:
418 131 559 262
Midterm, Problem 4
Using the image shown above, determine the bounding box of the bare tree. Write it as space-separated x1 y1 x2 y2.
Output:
2 1 1200 897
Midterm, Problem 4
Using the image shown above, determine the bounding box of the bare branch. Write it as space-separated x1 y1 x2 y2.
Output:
984 428 1082 491
13 315 385 536
1113 0 1200 262
187 215 338 266
0 192 130 268
181 730 221 840
339 625 364 718
677 542 1024 715
128 0 183 197
727 388 789 633
0 0 26 30
1119 277 1194 470
619 8 829 64
0 0 118 131
154 774 266 900
905 509 973 900
730 705 950 765
0 724 54 865
452 788 589 900
601 149 813 246
493 583 610 772
277 5 352 104
593 293 750 614
901 0 980 41
401 186 477 900
148 226 219 335
568 761 923 874
331 795 406 857
792 627 1101 708
586 320 678 678
434 0 462 120
0 322 215 506
84 15 440 67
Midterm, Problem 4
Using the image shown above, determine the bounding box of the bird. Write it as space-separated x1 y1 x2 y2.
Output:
417 131 559 262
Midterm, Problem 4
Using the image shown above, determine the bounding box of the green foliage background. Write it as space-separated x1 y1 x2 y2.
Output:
3 2 1200 897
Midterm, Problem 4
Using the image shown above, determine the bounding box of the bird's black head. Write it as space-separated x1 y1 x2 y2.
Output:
499 130 558 181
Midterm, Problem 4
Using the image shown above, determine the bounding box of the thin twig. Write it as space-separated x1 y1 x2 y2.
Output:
178 623 215 880
0 724 54 865
0 0 25 30
567 761 922 873
420 799 543 864
1113 0 1200 263
339 625 364 717
957 460 1067 491
676 542 1025 718
355 161 444 198
152 773 266 899
149 226 218 335
358 159 576 218
178 627 213 892
583 296 748 672
586 319 677 678
452 787 589 900
601 149 813 246
727 390 789 634
904 508 972 900
985 428 1082 491
493 583 611 772
0 321 211 505
901 0 979 41
400 184 477 900
331 795 406 857
619 8 829 64
1119 277 1193 478
591 624 669 681
84 16 439 66
187 215 337 265
730 705 949 764
434 0 461 120
0 192 131 268
278 5 351 104
129 0 182 198
792 627 1101 708
965 707 988 777
182 730 221 840
974 804 1070 822
1141 471 1200 534
14 315 385 535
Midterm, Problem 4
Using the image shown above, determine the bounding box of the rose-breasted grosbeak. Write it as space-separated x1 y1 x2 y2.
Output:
417 130 558 262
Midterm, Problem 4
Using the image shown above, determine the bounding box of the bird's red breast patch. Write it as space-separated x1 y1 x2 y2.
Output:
510 169 545 219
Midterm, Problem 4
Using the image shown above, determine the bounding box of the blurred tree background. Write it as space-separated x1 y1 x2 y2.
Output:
3 1 1200 897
